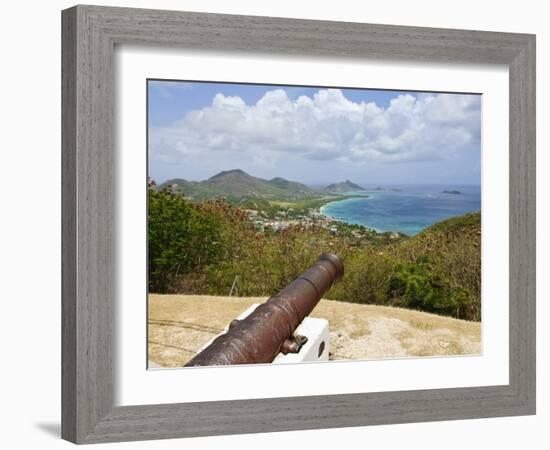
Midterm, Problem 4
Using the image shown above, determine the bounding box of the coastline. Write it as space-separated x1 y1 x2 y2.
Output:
318 187 482 236
318 193 372 226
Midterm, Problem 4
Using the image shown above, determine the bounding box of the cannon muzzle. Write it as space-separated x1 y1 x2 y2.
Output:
185 253 344 367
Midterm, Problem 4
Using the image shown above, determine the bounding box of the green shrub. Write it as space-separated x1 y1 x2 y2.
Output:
327 250 396 305
148 190 224 292
389 259 479 320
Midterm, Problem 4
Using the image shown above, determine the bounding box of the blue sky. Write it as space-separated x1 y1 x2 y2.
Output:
148 80 481 186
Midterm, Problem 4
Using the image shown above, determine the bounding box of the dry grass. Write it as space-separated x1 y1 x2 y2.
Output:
148 294 481 368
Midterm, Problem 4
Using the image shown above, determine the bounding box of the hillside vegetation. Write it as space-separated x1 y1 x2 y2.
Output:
148 189 481 321
158 169 318 201
158 170 366 212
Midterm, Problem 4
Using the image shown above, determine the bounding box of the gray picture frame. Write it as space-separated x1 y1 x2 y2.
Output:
61 5 536 444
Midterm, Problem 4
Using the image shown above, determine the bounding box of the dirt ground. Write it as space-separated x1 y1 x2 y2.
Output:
148 294 481 368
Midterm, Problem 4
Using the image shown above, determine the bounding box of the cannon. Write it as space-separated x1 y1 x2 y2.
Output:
185 253 344 367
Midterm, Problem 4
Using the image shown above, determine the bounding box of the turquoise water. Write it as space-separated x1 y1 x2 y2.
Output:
321 185 481 236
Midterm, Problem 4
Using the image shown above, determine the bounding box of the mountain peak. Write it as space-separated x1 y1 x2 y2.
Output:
161 169 316 200
208 169 249 180
324 180 365 193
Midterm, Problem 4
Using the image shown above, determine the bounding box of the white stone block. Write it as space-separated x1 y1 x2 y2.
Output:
272 316 330 363
196 303 330 363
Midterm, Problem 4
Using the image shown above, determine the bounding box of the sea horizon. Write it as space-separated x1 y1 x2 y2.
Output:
152 171 481 189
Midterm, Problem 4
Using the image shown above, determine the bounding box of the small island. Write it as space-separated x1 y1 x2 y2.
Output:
324 179 365 193
441 190 462 195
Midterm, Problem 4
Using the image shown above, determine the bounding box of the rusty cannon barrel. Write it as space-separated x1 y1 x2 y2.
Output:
185 253 344 367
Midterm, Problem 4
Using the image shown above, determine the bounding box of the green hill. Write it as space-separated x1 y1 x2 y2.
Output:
324 179 365 193
268 176 313 195
158 169 317 200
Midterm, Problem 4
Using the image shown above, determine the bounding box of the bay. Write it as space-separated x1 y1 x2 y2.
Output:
321 185 481 236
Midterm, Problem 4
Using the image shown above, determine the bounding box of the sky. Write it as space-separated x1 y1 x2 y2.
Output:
148 80 481 186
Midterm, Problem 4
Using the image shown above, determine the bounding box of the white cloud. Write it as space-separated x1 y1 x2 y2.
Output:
149 88 480 166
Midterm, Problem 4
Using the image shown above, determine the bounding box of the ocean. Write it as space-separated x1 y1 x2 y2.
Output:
320 185 481 236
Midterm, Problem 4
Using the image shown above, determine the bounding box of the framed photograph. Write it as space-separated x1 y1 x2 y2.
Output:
62 5 536 443
146 80 484 369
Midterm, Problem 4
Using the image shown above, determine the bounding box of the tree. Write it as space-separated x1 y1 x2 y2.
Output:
148 190 223 292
